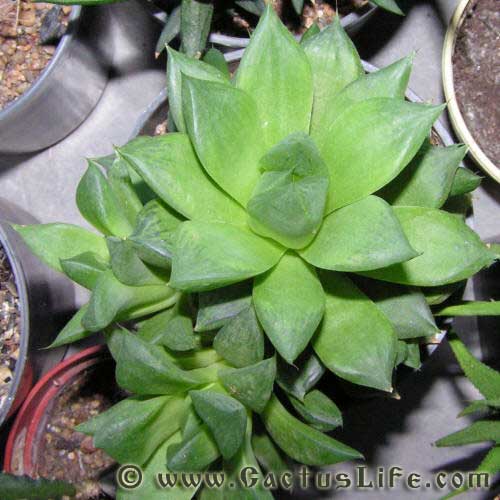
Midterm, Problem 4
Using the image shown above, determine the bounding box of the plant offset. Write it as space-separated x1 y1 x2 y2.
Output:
14 7 497 498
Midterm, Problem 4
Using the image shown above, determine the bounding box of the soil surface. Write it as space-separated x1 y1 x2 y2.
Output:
35 363 120 500
0 244 20 414
0 0 71 110
452 0 499 166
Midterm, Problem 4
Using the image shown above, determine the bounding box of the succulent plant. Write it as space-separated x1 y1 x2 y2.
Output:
13 6 499 499
435 333 500 498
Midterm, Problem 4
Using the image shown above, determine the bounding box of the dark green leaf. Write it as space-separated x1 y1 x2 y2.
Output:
167 47 229 133
76 160 133 237
196 281 252 332
213 306 264 368
0 473 75 500
118 135 246 224
253 253 325 363
315 99 445 212
403 341 421 369
276 350 325 401
203 48 230 78
235 6 313 149
155 6 181 56
422 282 464 305
235 0 266 16
252 433 288 474
289 389 342 431
313 272 397 392
436 421 500 447
291 0 304 14
448 335 500 400
158 316 197 351
436 301 500 317
372 0 404 15
219 357 276 413
13 223 109 273
77 395 186 465
82 269 178 331
129 199 184 268
60 251 108 289
449 167 482 197
190 390 247 459
182 76 265 205
300 195 418 271
361 206 495 286
180 0 213 57
302 16 363 135
167 424 220 471
247 132 329 249
136 307 177 343
261 395 362 465
107 329 214 395
379 141 467 208
459 399 500 417
171 221 284 292
356 278 439 339
47 305 92 348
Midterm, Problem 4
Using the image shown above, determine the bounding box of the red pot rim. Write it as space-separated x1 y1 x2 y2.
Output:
4 344 107 474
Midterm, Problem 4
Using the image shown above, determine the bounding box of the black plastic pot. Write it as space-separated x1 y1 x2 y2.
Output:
0 199 74 428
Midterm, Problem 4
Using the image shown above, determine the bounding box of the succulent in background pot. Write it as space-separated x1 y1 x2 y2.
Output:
442 0 500 182
0 5 111 154
0 199 73 428
13 8 500 498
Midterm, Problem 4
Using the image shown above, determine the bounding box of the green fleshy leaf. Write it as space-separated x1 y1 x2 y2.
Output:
182 76 265 205
448 335 500 400
47 306 92 348
77 395 186 465
459 399 500 417
449 167 481 197
361 206 495 286
300 23 320 43
436 421 500 447
167 424 220 471
235 0 266 16
190 390 247 459
118 135 246 224
316 99 445 212
322 55 413 125
202 48 230 78
253 253 325 363
379 141 467 208
129 199 184 269
117 432 198 500
435 301 500 317
166 47 229 133
107 155 143 226
157 316 197 351
291 0 304 14
136 307 177 343
196 282 252 332
235 6 313 149
0 473 75 500
213 306 264 368
219 357 276 413
76 160 134 237
261 396 362 466
13 223 109 273
300 195 418 272
107 329 214 395
289 389 342 431
276 350 325 401
155 6 181 56
302 17 363 135
107 237 168 286
422 282 465 305
356 278 439 339
171 221 284 292
180 0 213 57
60 251 108 289
252 433 288 474
82 269 178 331
247 132 329 249
313 272 397 392
403 341 421 369
372 0 404 15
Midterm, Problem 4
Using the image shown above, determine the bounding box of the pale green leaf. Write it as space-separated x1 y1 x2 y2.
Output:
235 6 313 149
47 305 92 348
436 301 500 317
253 253 325 363
170 221 284 292
436 421 500 447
